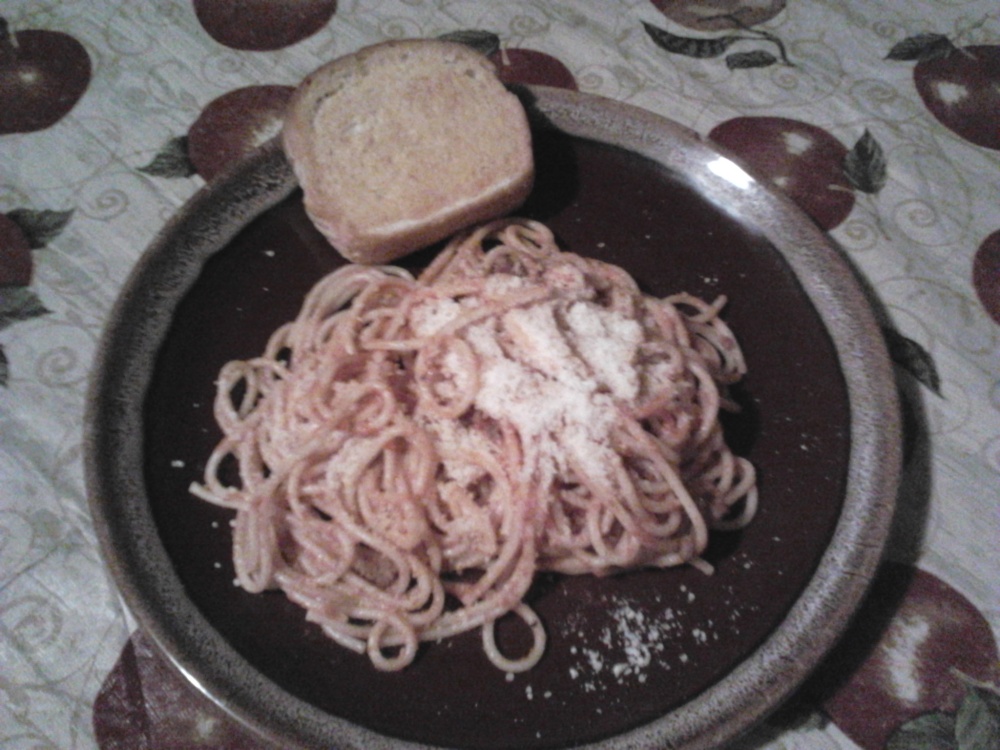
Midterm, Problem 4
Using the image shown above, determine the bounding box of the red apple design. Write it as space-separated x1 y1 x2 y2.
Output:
915 45 1000 151
0 17 91 134
193 0 337 51
488 48 578 90
0 213 32 287
436 31 577 90
93 630 269 749
889 35 1000 151
973 229 1000 326
140 85 294 181
807 561 1000 750
649 0 786 31
187 85 294 181
708 117 881 230
0 207 72 288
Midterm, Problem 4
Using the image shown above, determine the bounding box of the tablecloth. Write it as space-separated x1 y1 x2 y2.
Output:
2 1 998 748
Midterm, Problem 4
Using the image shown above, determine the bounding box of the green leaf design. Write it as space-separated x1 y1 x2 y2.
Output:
437 29 501 58
844 129 888 194
886 33 957 62
0 344 7 387
882 326 941 395
6 208 74 250
138 135 196 178
887 711 957 750
956 687 1000 750
725 50 778 69
0 287 50 330
643 22 740 59
0 287 50 332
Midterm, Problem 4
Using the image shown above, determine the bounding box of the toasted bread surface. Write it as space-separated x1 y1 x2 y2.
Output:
282 39 535 263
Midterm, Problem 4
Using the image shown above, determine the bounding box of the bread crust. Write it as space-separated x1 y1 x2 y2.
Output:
282 39 535 264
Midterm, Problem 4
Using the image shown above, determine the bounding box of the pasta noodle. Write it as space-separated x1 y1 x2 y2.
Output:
190 218 757 672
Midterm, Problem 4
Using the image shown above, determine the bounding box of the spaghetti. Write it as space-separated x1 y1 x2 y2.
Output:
190 218 757 672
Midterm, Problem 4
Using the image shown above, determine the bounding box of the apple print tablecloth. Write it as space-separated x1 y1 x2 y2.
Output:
2 1 999 748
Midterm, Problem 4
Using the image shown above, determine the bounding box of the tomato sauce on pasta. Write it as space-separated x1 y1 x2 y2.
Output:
190 219 756 672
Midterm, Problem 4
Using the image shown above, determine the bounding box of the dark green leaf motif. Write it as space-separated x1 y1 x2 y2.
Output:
882 326 941 395
437 29 501 58
844 129 888 194
0 208 66 387
885 687 1000 750
139 135 196 178
726 50 778 69
0 287 50 332
887 711 957 750
886 33 957 62
6 208 74 249
956 687 1000 750
643 22 739 58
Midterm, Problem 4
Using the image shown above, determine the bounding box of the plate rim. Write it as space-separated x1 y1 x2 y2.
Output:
84 84 901 750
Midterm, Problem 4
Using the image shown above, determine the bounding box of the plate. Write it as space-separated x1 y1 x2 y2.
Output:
85 86 900 750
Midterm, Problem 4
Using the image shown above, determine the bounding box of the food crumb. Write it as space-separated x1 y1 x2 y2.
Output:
584 648 604 673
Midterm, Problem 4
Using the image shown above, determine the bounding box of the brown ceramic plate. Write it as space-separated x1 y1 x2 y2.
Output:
86 87 900 750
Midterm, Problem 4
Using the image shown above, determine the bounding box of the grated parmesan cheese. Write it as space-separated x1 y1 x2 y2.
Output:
461 295 643 488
